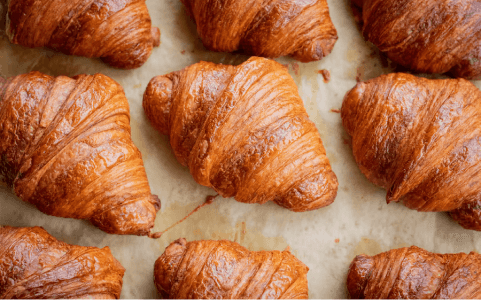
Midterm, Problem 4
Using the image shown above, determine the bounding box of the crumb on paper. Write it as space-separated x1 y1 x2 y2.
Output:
330 109 341 113
335 238 340 244
343 138 350 145
318 69 331 83
181 50 186 54
282 63 289 69
133 84 142 89
292 63 300 75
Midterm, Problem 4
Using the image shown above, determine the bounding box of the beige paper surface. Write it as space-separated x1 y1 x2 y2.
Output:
0 0 480 298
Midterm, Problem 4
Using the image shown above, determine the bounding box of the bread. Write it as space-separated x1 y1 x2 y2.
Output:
0 71 160 236
347 245 481 299
179 0 338 62
0 226 125 299
154 238 309 299
6 0 161 69
143 56 338 212
353 0 481 78
341 72 481 230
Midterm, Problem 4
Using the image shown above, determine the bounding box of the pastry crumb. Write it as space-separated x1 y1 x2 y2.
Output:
292 63 300 75
318 69 331 83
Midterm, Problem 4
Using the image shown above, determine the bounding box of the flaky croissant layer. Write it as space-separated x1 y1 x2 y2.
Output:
180 0 338 62
0 226 125 299
341 73 481 230
347 246 481 299
0 71 160 236
6 0 160 69
154 238 309 299
354 0 481 78
143 57 338 212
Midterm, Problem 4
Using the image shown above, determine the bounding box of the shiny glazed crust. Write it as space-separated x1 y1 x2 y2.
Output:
154 238 309 299
347 246 481 299
0 71 160 236
353 0 481 79
341 73 481 230
6 0 161 69
0 226 125 299
143 57 338 212
180 0 338 62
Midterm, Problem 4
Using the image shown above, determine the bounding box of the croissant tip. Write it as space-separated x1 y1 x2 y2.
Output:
148 231 163 239
152 194 162 211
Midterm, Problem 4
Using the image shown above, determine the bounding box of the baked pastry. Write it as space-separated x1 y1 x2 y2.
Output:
341 72 481 230
143 56 338 212
353 0 481 79
6 0 161 69
179 0 338 62
0 226 125 299
347 245 481 299
0 71 160 236
154 238 309 299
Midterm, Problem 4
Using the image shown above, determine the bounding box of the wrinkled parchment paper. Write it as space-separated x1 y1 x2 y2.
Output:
1 0 481 298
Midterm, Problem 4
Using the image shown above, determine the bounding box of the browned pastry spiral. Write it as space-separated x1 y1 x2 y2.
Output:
0 71 160 236
143 57 338 212
6 0 161 69
154 238 309 299
353 0 481 79
347 246 481 299
0 226 125 299
179 0 338 62
341 72 481 230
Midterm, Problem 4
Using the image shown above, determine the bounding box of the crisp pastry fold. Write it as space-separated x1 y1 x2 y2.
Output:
179 0 338 62
342 72 481 230
154 238 309 299
0 226 125 299
0 71 160 236
6 0 160 69
143 57 338 212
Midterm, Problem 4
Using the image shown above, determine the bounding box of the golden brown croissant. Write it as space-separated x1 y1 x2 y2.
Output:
353 0 481 78
0 226 125 299
341 73 481 230
347 245 481 299
154 238 309 299
179 0 338 62
0 71 160 236
6 0 160 69
143 57 338 212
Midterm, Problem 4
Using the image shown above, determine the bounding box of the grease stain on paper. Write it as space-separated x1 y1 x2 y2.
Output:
152 200 288 253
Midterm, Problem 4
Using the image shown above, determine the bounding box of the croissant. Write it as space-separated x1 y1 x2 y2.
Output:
0 226 125 299
179 0 338 62
154 238 309 299
341 73 481 230
353 0 481 78
143 57 338 212
6 0 160 69
347 245 481 299
0 71 160 236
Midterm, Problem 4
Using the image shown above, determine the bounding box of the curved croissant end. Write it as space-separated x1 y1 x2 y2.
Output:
6 0 161 69
180 0 338 62
0 226 125 299
354 0 481 78
0 71 160 236
341 73 481 230
143 57 338 212
154 238 309 299
347 246 481 299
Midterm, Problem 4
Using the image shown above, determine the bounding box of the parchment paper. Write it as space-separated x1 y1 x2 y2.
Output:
1 0 480 298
